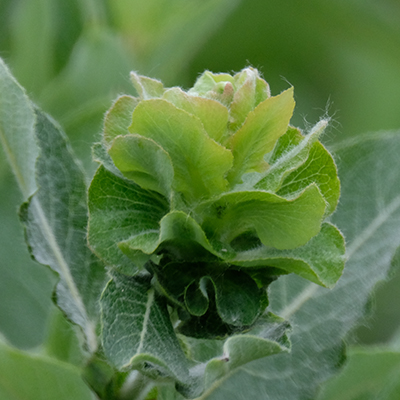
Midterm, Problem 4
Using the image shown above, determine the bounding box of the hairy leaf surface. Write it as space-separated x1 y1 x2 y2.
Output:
19 111 106 353
195 131 400 399
129 99 233 201
101 273 193 391
88 165 169 272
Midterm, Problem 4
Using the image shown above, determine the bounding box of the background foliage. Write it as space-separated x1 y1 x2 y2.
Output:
1 0 400 398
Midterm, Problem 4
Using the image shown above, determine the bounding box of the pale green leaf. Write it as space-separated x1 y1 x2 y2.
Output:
130 71 165 99
198 184 326 250
229 223 345 288
128 99 233 202
88 165 169 273
101 273 193 390
109 134 174 198
197 131 400 399
0 340 96 400
163 87 229 143
317 347 400 400
277 140 340 217
227 87 295 184
0 58 38 198
19 110 106 353
252 120 326 193
103 95 139 147
229 68 270 132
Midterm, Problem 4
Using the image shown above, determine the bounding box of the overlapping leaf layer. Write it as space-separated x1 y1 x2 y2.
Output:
88 68 345 396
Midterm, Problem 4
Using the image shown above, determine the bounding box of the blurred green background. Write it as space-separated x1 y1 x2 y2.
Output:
1 0 400 353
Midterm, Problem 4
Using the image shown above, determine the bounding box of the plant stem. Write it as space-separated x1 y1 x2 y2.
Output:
119 371 154 400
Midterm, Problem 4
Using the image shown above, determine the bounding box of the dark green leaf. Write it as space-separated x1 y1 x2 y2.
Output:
212 270 262 326
101 272 193 388
88 165 169 272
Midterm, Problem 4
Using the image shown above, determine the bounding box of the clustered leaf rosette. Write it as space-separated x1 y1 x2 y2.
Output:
88 67 345 340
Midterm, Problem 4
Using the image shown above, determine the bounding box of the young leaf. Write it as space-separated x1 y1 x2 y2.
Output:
252 120 326 192
119 210 221 263
128 99 233 201
229 68 270 132
101 272 193 389
130 71 165 99
103 95 139 147
227 87 295 184
109 133 174 198
19 110 106 353
198 184 326 250
277 140 340 217
196 131 400 399
162 87 229 143
0 340 96 400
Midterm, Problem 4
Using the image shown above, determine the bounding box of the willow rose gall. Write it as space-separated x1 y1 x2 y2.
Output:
88 67 345 338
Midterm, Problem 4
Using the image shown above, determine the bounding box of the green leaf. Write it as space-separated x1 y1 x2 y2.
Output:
103 95 139 147
0 58 38 199
277 139 340 217
130 71 165 99
229 68 270 132
212 270 262 326
101 272 192 388
196 131 400 399
229 223 345 288
185 313 290 397
185 279 209 317
251 120 326 192
109 134 174 198
19 110 106 353
198 184 326 250
119 210 220 263
88 165 169 272
317 347 400 400
163 87 229 143
128 99 233 201
0 340 96 400
227 87 295 184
